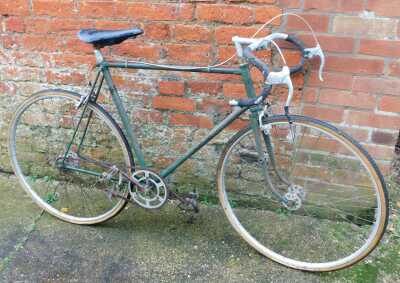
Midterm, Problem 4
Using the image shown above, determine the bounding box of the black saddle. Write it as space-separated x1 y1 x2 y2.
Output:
78 28 144 49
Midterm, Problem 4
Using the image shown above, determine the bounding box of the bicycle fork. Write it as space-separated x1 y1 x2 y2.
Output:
250 110 289 205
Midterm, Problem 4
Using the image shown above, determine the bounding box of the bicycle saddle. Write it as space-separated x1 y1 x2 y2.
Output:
78 28 144 49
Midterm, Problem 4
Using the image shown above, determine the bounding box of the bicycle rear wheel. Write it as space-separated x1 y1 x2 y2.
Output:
9 89 134 224
217 115 388 271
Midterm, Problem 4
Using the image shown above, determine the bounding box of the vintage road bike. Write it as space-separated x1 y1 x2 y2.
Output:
8 25 389 272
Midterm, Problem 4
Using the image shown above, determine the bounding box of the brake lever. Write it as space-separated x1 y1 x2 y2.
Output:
266 66 294 107
304 44 325 81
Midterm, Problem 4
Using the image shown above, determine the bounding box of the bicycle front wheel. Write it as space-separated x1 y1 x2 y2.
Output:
9 90 134 225
217 115 388 271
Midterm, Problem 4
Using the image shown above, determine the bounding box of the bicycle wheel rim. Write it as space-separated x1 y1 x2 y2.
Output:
9 90 133 225
217 115 388 271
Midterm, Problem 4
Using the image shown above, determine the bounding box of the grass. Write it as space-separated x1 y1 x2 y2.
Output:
324 176 400 282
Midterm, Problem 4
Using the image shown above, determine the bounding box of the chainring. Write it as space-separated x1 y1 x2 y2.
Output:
130 170 168 209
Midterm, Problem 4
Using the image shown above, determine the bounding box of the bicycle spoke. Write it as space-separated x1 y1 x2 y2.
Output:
10 91 132 224
218 117 387 271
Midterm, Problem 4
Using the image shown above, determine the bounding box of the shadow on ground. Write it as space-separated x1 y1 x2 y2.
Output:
0 173 399 282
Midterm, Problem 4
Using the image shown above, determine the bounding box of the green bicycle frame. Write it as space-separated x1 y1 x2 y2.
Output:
70 53 264 181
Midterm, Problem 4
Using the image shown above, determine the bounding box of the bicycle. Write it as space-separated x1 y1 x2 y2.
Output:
8 26 389 272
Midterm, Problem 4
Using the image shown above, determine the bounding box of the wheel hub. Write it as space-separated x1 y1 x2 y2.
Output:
282 184 306 211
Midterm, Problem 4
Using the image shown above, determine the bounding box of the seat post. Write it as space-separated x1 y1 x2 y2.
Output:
94 49 104 64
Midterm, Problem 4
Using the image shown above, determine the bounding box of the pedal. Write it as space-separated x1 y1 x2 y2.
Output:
186 191 199 213
176 190 200 223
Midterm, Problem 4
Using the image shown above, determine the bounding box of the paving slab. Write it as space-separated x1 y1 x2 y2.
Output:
0 174 41 264
0 173 399 282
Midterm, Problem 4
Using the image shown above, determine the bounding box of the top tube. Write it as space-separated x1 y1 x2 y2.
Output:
101 60 243 75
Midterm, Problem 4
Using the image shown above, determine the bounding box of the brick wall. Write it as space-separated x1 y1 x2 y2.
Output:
0 0 399 183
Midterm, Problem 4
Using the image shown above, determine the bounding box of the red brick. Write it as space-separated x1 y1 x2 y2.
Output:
325 56 384 75
302 87 318 103
359 40 400 58
308 71 353 90
291 72 305 88
144 23 170 41
11 51 51 68
377 162 391 175
0 81 16 96
389 60 400 76
281 49 302 67
115 2 193 21
197 4 253 24
319 89 376 110
227 0 276 3
254 6 282 25
304 0 364 12
79 1 115 18
94 20 131 30
46 71 85 86
199 98 230 114
227 119 248 131
170 113 213 129
153 96 196 112
340 127 369 142
2 66 43 83
332 15 397 38
299 34 355 53
379 96 400 113
1 34 16 49
26 18 91 34
21 35 62 52
371 131 398 146
216 46 239 64
132 110 163 124
32 0 76 17
346 110 400 130
279 0 301 8
0 0 30 16
367 0 400 17
113 76 152 93
363 144 395 161
197 72 241 81
113 43 162 60
4 17 25 33
353 77 400 95
286 14 329 32
52 53 95 69
62 38 93 54
165 44 212 64
24 18 51 34
223 83 247 99
303 105 344 123
249 66 267 82
159 81 185 96
215 26 259 45
188 81 221 96
174 24 211 43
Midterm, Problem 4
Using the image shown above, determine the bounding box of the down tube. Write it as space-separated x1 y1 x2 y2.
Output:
160 106 249 178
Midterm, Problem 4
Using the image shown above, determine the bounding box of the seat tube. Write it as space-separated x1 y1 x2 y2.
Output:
101 65 147 168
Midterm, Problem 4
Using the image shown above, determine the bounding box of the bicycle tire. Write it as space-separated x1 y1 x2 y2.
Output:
217 114 389 272
9 89 134 225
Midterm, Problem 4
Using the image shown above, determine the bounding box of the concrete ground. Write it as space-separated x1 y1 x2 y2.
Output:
0 173 399 283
